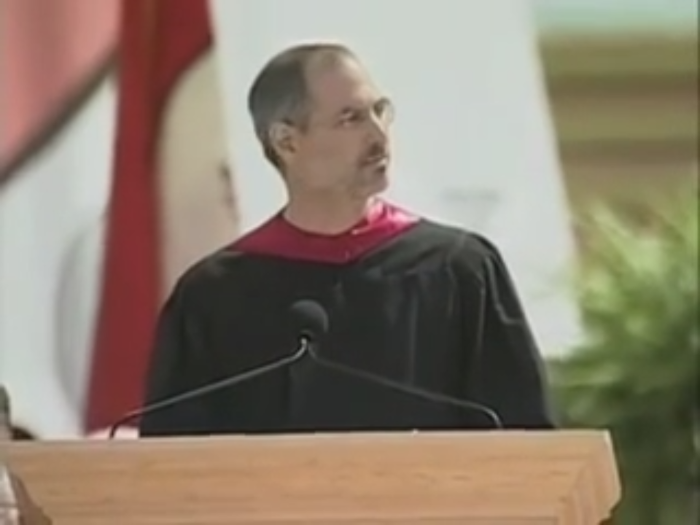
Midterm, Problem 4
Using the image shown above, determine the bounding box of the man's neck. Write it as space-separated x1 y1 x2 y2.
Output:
283 195 376 235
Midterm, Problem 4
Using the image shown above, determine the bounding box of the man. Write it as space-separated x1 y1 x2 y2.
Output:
0 385 52 524
139 43 554 437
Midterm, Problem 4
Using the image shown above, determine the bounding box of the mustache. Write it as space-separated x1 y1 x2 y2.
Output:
361 144 389 163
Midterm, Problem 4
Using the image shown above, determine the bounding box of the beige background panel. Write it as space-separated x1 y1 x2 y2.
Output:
157 51 239 297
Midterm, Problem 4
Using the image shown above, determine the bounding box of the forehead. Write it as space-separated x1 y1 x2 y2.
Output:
305 56 380 113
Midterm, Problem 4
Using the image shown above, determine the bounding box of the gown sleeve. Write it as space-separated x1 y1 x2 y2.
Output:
455 233 557 429
138 279 214 437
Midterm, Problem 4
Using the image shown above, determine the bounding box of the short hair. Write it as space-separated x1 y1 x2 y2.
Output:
247 43 357 168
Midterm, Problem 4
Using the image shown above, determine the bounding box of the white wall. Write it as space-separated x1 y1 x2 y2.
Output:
0 78 116 437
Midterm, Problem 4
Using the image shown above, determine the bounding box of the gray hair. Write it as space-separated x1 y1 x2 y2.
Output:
247 43 356 168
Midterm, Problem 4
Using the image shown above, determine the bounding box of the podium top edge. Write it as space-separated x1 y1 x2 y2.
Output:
4 429 612 449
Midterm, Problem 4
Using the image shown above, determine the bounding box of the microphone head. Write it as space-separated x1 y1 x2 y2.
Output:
289 300 329 340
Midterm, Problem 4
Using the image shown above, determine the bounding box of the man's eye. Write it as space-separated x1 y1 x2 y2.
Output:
340 112 362 125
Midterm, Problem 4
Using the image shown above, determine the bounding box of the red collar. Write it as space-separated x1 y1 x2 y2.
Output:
231 200 419 264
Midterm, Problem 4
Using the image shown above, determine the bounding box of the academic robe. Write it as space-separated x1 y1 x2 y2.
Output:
138 200 555 436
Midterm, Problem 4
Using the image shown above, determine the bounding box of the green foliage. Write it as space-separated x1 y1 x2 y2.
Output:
549 190 699 525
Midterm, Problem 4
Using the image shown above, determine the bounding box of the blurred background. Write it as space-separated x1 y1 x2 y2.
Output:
0 1 697 523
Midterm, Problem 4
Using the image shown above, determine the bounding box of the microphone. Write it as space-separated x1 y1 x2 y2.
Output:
289 299 329 341
291 299 504 429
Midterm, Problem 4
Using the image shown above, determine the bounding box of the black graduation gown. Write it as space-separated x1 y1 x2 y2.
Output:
138 219 555 437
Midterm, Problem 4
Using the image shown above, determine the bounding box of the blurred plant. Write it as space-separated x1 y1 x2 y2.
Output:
548 189 699 525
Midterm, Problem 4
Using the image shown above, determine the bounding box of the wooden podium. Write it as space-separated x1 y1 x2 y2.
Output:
2 430 620 524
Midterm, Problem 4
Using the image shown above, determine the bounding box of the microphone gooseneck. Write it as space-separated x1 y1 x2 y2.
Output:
108 338 312 439
307 347 503 428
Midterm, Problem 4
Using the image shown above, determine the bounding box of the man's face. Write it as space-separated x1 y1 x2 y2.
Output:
286 57 393 199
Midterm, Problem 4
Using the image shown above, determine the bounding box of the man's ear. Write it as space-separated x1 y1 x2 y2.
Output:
268 121 297 162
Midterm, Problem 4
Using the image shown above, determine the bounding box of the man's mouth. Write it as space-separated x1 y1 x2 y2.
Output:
364 154 389 166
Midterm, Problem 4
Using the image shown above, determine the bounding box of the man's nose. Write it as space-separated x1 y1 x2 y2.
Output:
367 113 389 144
